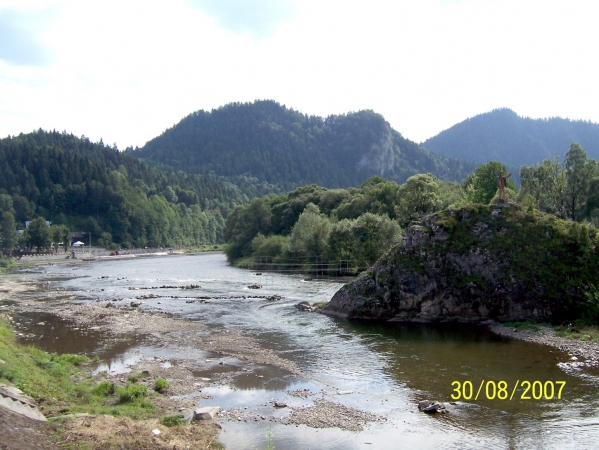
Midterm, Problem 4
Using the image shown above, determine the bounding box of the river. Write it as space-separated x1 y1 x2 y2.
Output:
13 252 599 449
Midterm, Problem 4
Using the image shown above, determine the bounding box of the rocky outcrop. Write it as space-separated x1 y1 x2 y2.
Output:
323 204 599 323
356 132 395 177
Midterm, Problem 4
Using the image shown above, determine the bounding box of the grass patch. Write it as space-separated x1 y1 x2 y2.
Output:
0 315 156 419
160 414 187 427
554 323 599 342
154 378 169 393
116 383 148 403
0 315 223 449
91 380 115 397
0 317 89 400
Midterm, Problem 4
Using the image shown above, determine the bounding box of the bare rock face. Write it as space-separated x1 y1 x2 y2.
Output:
323 204 599 323
356 132 395 177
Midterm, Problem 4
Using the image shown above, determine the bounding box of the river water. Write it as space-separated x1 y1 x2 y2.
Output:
14 253 599 449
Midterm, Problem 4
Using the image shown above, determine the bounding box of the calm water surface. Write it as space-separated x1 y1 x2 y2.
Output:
16 253 599 449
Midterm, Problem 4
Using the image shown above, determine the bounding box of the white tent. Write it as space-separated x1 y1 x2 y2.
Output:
72 241 85 246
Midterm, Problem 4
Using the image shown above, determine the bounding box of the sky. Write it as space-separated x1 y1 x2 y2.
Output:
1 0 598 149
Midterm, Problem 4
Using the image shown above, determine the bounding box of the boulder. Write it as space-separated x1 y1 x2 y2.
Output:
323 204 599 323
418 400 447 414
295 301 315 312
193 406 220 420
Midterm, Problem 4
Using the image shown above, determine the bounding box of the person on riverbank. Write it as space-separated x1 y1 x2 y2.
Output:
497 171 512 203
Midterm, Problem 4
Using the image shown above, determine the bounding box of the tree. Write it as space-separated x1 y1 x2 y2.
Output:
350 213 401 268
51 224 68 253
1 211 18 255
520 156 567 217
395 173 441 225
464 161 515 205
520 144 599 220
26 216 51 252
563 143 598 220
288 203 330 259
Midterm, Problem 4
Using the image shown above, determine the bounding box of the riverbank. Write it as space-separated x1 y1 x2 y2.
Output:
488 321 599 368
0 272 379 448
4 257 599 449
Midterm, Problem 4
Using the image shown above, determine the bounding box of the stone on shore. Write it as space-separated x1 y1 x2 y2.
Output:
193 406 220 420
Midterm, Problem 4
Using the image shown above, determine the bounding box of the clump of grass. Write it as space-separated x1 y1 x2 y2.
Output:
127 375 138 383
154 378 169 393
160 414 187 427
91 380 115 397
116 383 148 403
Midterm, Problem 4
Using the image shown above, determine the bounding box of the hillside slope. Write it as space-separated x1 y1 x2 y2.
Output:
0 130 246 246
130 100 475 191
421 108 599 167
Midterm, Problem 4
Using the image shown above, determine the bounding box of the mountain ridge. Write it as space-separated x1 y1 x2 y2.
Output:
129 100 476 191
421 108 599 167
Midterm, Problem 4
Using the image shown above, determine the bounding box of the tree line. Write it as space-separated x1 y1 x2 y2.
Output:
224 143 599 275
0 130 248 253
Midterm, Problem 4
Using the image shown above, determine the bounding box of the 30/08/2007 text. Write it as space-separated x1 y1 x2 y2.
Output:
451 380 566 401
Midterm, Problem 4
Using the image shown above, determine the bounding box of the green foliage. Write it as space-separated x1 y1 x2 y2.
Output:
160 414 187 427
226 178 407 274
463 161 515 205
289 203 330 257
395 173 442 225
0 130 246 248
130 100 475 192
153 378 169 393
1 211 18 254
520 144 599 221
116 383 148 403
91 380 116 397
583 284 599 324
26 216 51 252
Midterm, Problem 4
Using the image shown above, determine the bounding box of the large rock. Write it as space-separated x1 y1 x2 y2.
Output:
193 406 220 420
323 204 599 323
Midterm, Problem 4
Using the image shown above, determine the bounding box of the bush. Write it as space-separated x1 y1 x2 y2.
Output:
116 384 148 403
154 378 169 393
91 380 115 397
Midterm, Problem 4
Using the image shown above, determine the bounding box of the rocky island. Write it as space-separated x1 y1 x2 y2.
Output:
323 203 599 323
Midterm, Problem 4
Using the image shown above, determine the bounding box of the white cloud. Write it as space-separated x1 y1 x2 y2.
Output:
189 0 295 38
0 0 598 148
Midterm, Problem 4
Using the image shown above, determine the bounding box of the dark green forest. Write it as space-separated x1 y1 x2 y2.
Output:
422 108 599 167
224 143 599 275
0 130 248 249
129 100 476 192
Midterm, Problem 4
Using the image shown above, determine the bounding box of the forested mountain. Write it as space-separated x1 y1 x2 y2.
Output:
421 108 599 167
0 130 248 248
129 100 476 191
